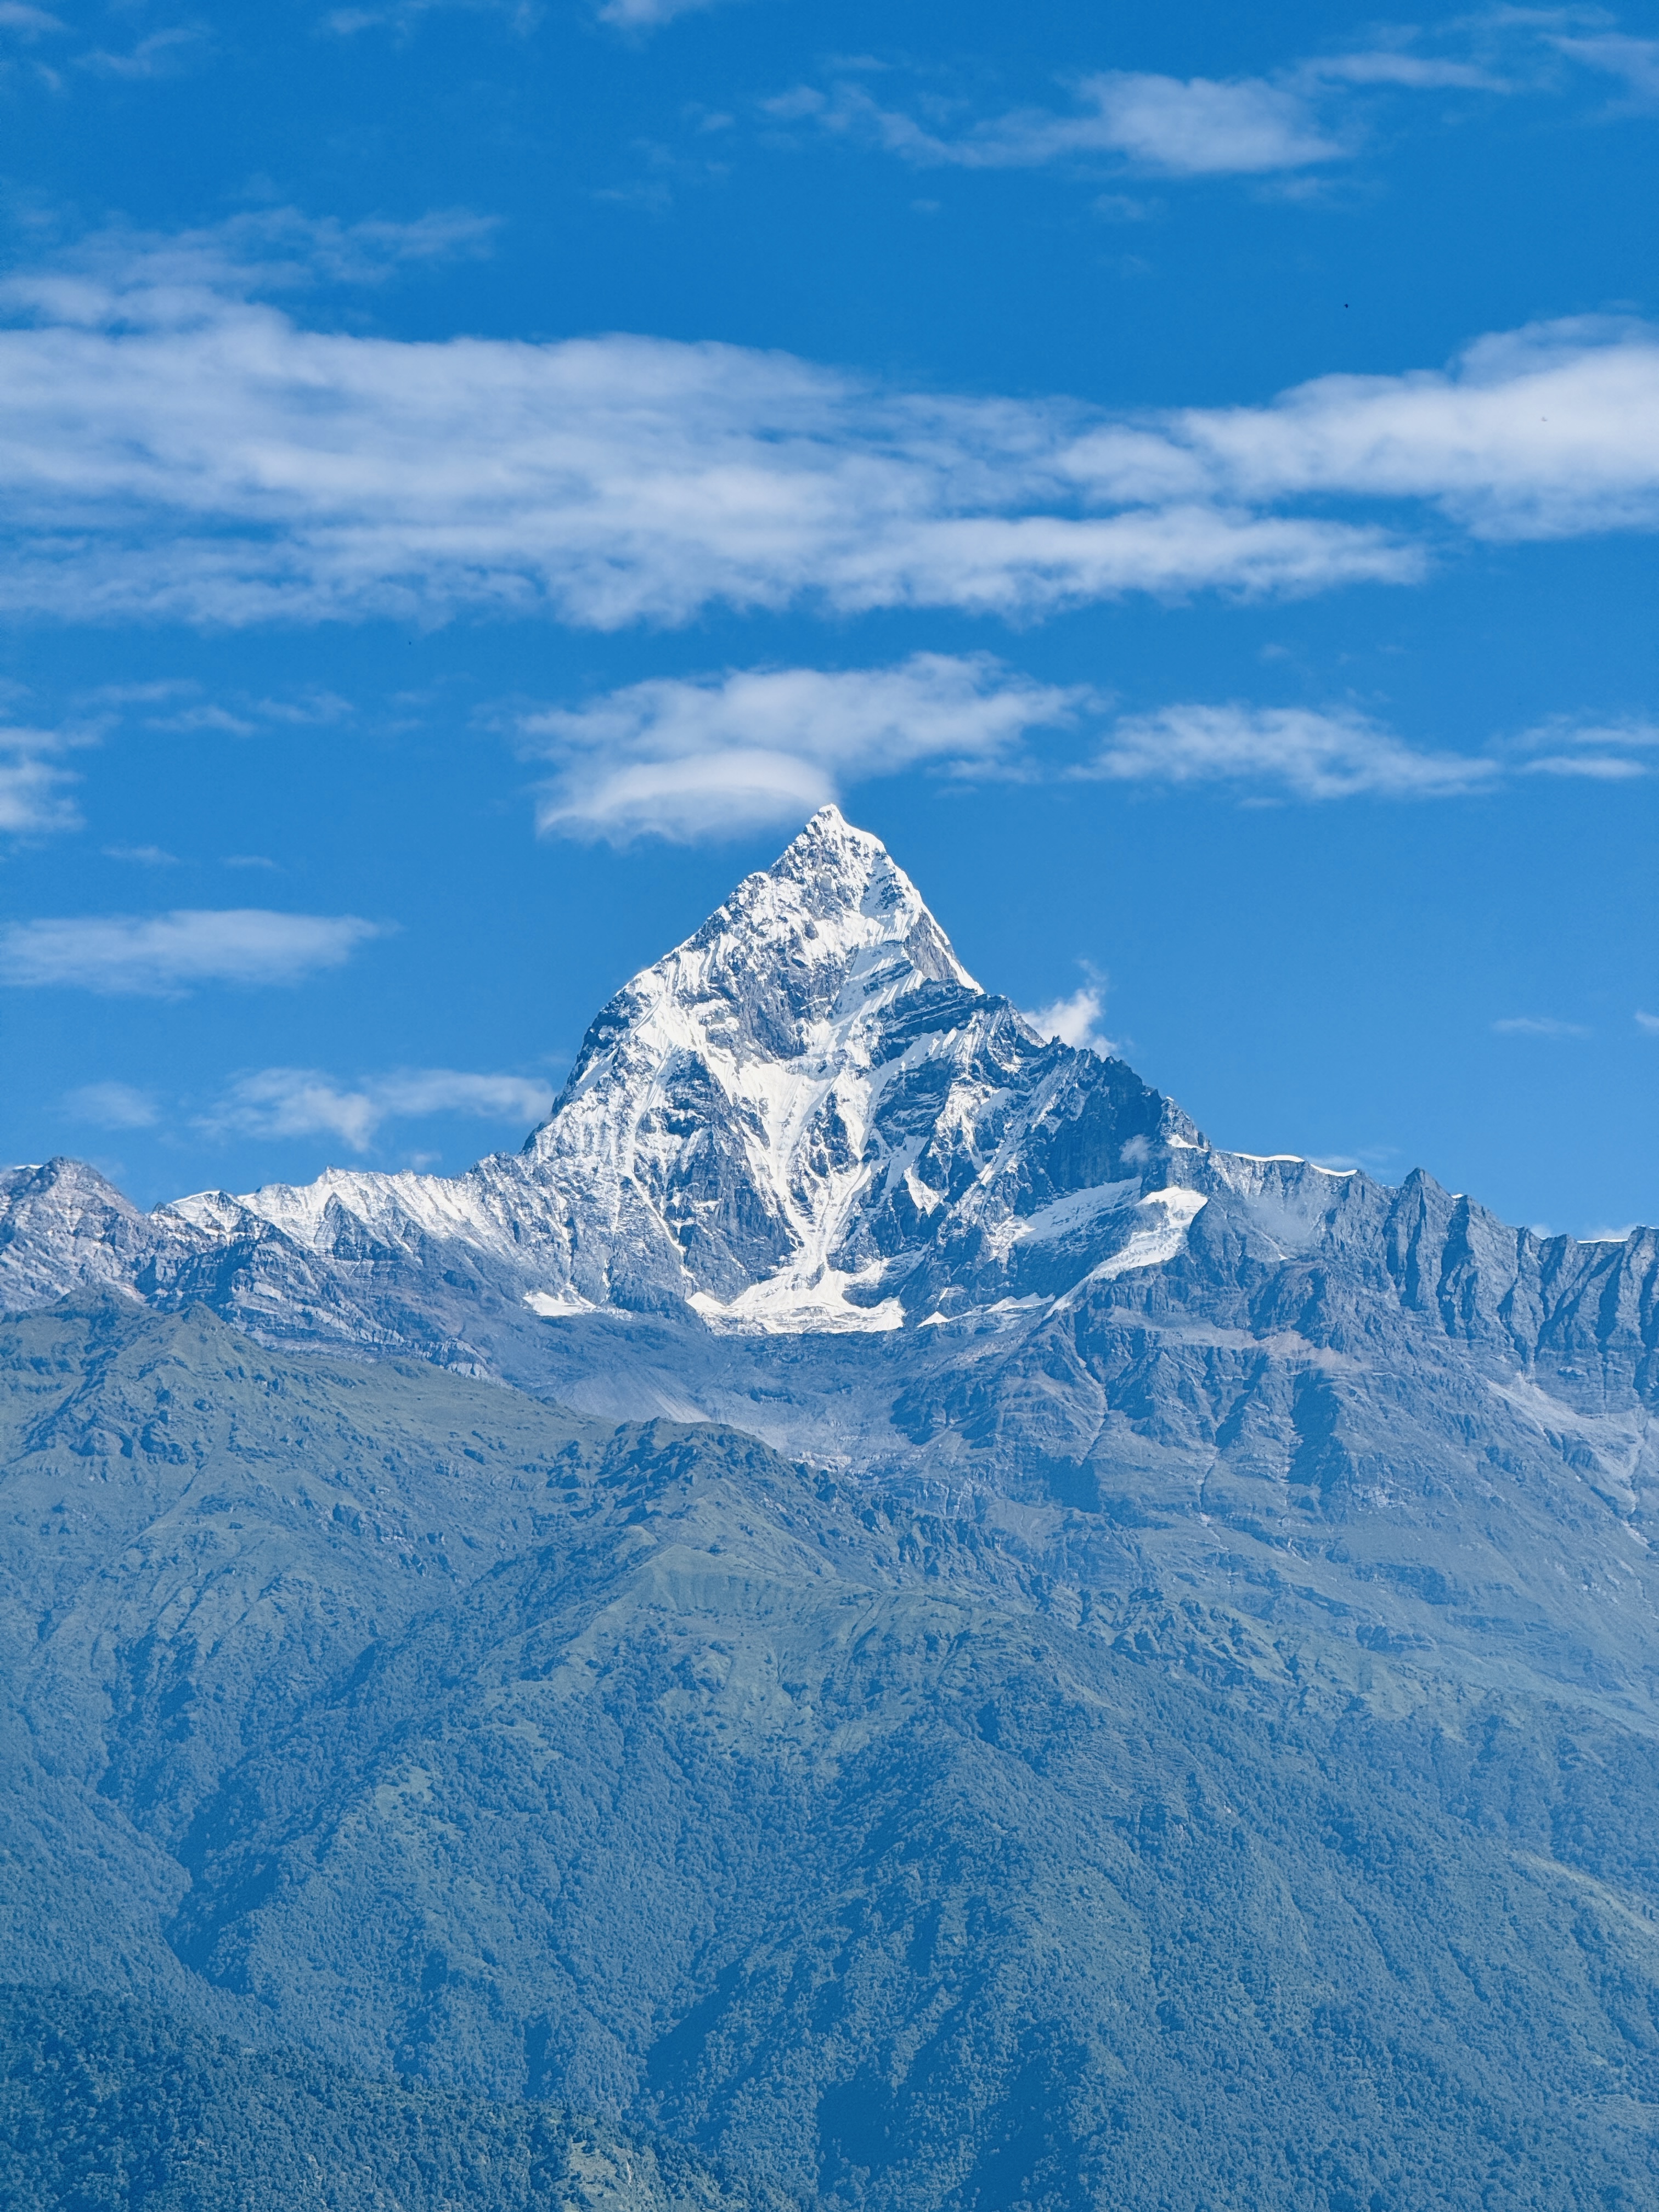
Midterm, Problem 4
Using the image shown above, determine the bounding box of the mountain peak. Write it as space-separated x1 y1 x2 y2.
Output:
554 812 978 1118
771 801 876 873
716 805 978 997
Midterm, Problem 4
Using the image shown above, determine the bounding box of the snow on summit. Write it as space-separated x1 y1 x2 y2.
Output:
149 806 1195 1332
3 809 1656 1463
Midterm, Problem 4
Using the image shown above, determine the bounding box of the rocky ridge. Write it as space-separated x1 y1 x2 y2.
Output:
2 805 1656 1525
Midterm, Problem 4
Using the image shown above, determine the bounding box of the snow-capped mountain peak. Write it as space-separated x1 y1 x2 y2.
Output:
545 804 978 1131
518 804 1014 1324
8 809 1201 1348
138 807 1188 1338
4 808 1656 1481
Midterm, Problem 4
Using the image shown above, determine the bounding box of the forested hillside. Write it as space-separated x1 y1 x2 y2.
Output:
3 1299 1658 2209
0 1985 785 2212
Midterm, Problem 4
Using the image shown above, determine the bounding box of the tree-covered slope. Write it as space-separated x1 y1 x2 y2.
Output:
4 1299 1659 2208
0 1985 784 2212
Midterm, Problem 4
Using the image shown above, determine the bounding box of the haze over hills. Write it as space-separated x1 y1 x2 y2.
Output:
3 811 1659 2209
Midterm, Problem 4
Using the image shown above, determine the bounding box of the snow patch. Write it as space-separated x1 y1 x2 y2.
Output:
691 1266 905 1335
524 1289 597 1319
1055 1187 1209 1305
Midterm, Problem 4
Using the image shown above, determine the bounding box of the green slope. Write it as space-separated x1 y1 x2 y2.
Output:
0 1984 785 2212
3 1299 1659 2209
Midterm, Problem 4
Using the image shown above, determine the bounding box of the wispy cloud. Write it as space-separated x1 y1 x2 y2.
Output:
79 24 207 80
202 1065 554 1149
520 659 1652 830
1020 983 1114 1054
1516 713 1658 778
1550 32 1659 102
1297 50 1506 92
1143 319 1659 541
1523 753 1648 780
324 0 721 31
765 21 1548 184
0 717 98 836
0 910 386 994
596 0 729 25
103 843 180 864
325 0 540 34
101 678 355 738
1086 704 1497 799
523 654 1084 842
2 234 1657 627
1637 1012 1659 1036
1492 1014 1592 1037
0 3 67 33
772 19 1618 186
12 206 499 312
65 1080 160 1129
798 71 1346 177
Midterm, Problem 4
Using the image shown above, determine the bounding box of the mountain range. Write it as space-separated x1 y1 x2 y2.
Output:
3 808 1658 2209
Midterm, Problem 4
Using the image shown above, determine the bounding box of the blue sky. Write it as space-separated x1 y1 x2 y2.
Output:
1 0 1656 1235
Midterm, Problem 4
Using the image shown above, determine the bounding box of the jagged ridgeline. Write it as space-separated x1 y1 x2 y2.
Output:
3 811 1659 2210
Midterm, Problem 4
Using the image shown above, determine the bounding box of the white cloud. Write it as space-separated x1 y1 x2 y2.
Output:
65 1080 159 1129
0 752 80 836
205 1065 554 1149
0 4 66 33
0 727 82 835
19 207 498 311
151 702 259 735
324 0 539 36
786 30 1527 183
1492 1015 1592 1038
1524 753 1648 780
526 653 1084 842
1019 984 1114 1054
831 72 1344 176
0 910 385 994
1074 73 1340 173
2 239 1657 625
1551 33 1659 101
1637 1012 1659 1036
1516 714 1658 778
597 0 725 24
326 0 730 31
1299 51 1508 91
103 843 180 864
80 26 206 80
528 661 1654 830
1088 704 1497 800
1139 319 1659 541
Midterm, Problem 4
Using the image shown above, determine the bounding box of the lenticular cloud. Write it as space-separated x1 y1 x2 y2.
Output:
0 251 1655 629
525 653 1085 842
